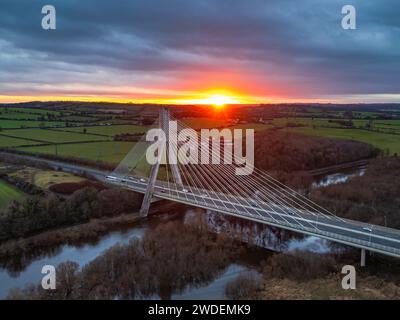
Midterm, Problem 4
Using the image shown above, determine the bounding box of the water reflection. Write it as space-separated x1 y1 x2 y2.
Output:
312 167 365 189
0 228 145 299
0 206 337 299
172 265 260 300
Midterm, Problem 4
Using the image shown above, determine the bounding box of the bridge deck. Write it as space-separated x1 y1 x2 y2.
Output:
107 176 400 258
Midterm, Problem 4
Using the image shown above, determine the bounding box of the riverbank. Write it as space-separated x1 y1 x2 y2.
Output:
0 212 142 267
254 275 400 299
0 199 184 263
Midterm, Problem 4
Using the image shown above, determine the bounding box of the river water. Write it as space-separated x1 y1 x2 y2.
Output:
0 167 363 299
311 166 366 188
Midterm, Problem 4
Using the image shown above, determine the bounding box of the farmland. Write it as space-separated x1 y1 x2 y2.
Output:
288 126 400 155
0 179 24 210
0 129 110 143
53 124 148 136
17 141 148 165
0 136 39 148
0 103 398 169
0 119 66 129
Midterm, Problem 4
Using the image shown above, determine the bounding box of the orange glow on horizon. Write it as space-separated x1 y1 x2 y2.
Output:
0 90 345 105
181 92 241 106
0 90 251 105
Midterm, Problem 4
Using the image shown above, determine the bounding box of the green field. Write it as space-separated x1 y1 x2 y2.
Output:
17 141 147 164
1 129 110 143
0 104 398 166
0 135 39 148
181 117 231 129
54 124 148 136
61 115 97 122
270 117 370 128
288 127 400 154
0 119 67 129
0 112 40 120
1 107 63 115
271 117 400 130
230 123 272 131
0 179 24 211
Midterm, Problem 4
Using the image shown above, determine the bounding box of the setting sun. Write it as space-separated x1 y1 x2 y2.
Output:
203 94 239 107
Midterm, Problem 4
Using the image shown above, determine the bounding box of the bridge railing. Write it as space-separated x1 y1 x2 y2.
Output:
115 179 400 257
203 201 400 257
314 228 400 256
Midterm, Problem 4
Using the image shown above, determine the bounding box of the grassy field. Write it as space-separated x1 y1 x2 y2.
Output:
10 167 85 189
181 118 273 132
0 135 40 148
270 117 370 128
17 141 147 164
54 124 149 136
230 123 272 131
271 117 400 130
0 112 40 120
2 107 63 115
0 179 24 211
61 115 97 122
0 119 66 129
0 104 397 166
0 129 110 143
374 120 400 128
288 127 400 154
181 117 231 129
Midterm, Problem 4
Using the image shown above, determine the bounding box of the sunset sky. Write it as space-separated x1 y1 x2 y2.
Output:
1 0 400 104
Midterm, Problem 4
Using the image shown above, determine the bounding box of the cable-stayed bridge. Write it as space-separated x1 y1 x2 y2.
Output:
106 108 400 265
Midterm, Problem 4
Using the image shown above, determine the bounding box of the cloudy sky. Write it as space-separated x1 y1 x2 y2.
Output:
0 0 399 104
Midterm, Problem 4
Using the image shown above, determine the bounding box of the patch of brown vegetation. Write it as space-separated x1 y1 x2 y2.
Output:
256 275 400 300
311 156 400 228
49 180 107 194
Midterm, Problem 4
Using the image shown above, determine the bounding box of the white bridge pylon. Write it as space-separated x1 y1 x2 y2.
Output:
139 107 183 216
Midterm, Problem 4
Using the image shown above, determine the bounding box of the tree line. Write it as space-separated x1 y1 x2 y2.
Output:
0 187 143 243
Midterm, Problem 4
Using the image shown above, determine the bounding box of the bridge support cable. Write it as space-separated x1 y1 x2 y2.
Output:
173 149 221 209
174 122 241 211
174 120 281 222
179 161 267 220
178 160 289 224
174 119 315 228
112 132 153 179
159 136 223 211
174 118 319 230
165 162 182 200
174 123 308 227
174 152 237 214
175 117 343 225
251 168 343 221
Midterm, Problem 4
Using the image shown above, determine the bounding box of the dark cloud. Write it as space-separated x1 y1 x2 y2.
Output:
0 0 399 100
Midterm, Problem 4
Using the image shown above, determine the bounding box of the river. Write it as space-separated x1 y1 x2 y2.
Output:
311 166 366 188
0 167 362 299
